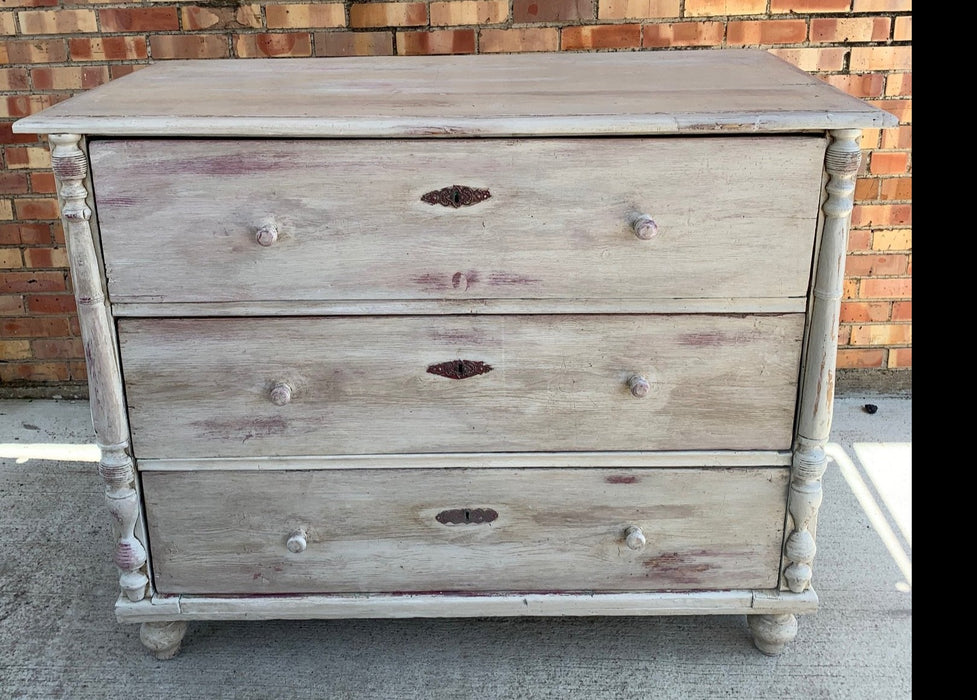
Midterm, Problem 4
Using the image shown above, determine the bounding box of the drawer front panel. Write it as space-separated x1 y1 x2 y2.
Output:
119 314 804 458
90 136 825 304
142 467 790 595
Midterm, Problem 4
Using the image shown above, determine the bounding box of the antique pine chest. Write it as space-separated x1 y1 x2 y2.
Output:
13 50 896 658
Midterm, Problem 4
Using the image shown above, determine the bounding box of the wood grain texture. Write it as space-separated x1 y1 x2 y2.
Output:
89 136 825 304
141 467 790 594
12 51 897 137
118 314 805 458
114 589 819 622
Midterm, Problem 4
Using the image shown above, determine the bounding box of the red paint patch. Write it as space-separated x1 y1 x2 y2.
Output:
605 475 639 484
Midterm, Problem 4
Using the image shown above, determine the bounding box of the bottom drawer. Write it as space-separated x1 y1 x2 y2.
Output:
142 468 790 595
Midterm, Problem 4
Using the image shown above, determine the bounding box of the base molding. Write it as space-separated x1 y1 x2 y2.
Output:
116 589 818 623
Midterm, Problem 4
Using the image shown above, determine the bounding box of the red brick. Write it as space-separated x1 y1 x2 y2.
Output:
885 73 911 97
0 123 38 146
397 29 476 55
851 46 912 72
893 16 911 41
642 21 724 47
842 278 858 300
266 3 346 29
823 73 884 98
869 151 909 175
851 204 911 228
514 0 593 22
1 39 68 64
871 99 910 125
771 0 851 11
844 254 907 277
871 228 911 251
350 3 427 28
0 361 72 383
858 277 911 299
69 36 148 61
728 20 808 45
836 348 885 369
430 0 510 25
685 0 765 15
887 347 911 368
880 125 910 150
3 94 62 119
768 47 846 72
0 249 22 268
0 339 31 360
30 172 57 194
31 65 110 91
23 246 68 268
99 8 179 32
14 198 61 220
313 31 394 56
811 17 889 43
0 171 29 195
564 24 641 50
849 323 911 346
598 0 681 20
879 177 911 201
0 295 25 315
0 316 70 337
0 68 29 91
479 27 559 53
852 0 909 10
26 294 76 314
847 229 871 252
235 33 313 58
0 0 58 7
854 178 879 201
0 223 50 245
181 5 264 31
151 35 229 59
0 270 66 293
840 301 890 323
18 9 97 34
110 64 146 81
68 360 88 380
891 301 911 321
31 337 84 359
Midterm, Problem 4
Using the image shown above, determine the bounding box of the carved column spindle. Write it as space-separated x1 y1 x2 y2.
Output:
783 129 863 594
50 134 149 603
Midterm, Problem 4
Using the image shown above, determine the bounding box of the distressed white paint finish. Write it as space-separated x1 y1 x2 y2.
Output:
141 468 790 595
118 314 805 458
783 130 863 594
11 51 897 137
13 52 895 659
89 137 825 304
111 297 809 317
137 450 793 472
49 134 149 604
115 589 819 623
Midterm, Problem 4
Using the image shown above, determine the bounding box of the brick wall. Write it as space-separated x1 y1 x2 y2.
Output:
0 1 912 397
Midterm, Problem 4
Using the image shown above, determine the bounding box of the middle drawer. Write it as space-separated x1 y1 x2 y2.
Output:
119 314 804 459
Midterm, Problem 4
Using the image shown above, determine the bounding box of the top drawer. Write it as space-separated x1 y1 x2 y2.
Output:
89 136 825 305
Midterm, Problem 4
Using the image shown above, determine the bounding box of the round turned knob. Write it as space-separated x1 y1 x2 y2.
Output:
625 526 646 550
630 214 659 240
255 221 279 247
270 382 292 406
286 530 307 554
627 375 650 398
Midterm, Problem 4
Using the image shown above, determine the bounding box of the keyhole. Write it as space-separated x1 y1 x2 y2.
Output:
452 188 461 205
457 361 466 376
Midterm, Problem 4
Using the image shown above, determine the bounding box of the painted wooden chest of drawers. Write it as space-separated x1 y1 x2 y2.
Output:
13 50 896 659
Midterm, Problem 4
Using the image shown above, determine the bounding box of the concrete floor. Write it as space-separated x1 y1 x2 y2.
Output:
0 395 911 699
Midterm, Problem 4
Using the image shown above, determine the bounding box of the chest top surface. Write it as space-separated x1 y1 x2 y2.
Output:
13 49 896 137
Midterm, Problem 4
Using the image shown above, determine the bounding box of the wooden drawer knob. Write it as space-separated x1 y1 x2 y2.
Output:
625 525 646 550
255 221 279 247
630 213 659 240
270 382 292 406
286 530 307 554
627 375 650 398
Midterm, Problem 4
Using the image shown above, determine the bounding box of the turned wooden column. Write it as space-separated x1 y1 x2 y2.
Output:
50 134 150 603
